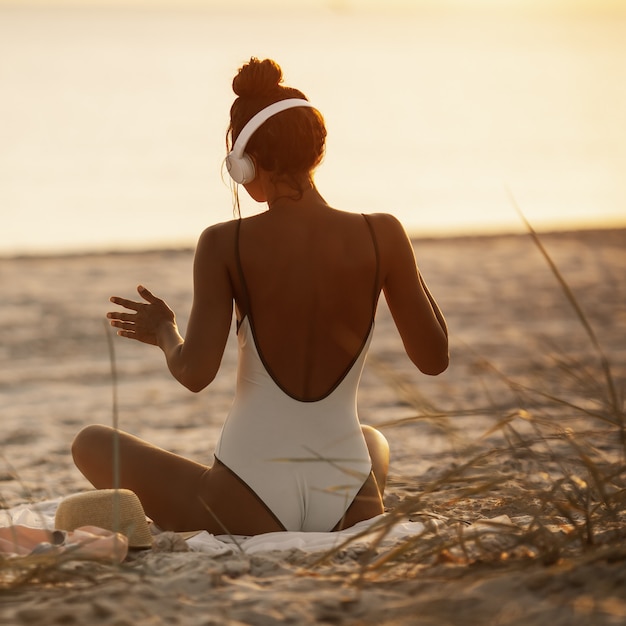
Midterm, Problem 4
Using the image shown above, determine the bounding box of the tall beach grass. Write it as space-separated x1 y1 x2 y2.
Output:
1 219 624 603
324 208 626 584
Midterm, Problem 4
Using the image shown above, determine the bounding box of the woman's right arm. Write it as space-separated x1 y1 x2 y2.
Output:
373 213 449 375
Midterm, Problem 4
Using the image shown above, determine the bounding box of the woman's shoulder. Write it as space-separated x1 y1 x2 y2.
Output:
363 211 404 228
324 209 404 232
199 218 243 241
195 219 241 262
362 212 411 245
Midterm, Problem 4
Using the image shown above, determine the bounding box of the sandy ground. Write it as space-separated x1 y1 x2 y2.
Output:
1 228 625 625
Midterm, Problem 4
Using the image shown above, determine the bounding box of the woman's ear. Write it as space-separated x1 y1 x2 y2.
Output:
247 154 258 182
242 158 268 203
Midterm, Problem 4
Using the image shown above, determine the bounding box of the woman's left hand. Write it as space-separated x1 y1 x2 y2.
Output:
107 285 176 346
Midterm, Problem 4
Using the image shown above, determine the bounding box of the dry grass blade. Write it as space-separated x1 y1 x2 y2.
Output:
367 354 443 415
103 320 121 492
507 188 622 428
312 213 626 584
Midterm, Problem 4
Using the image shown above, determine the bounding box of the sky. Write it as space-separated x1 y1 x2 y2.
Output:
1 0 626 12
2 0 625 253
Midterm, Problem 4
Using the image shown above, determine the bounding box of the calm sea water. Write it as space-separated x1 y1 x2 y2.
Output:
2 5 626 255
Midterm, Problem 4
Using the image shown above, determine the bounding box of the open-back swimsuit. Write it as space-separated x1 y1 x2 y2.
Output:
214 215 380 532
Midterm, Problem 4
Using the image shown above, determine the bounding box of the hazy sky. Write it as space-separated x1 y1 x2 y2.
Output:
1 0 625 13
2 0 625 252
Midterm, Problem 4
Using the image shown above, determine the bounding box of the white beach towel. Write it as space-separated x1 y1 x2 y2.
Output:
0 498 426 557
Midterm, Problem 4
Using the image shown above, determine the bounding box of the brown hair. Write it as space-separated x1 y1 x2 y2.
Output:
227 58 326 202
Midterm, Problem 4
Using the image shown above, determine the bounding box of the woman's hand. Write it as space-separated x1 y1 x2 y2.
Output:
107 285 176 346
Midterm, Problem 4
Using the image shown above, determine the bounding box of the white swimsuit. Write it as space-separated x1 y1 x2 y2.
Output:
214 217 379 532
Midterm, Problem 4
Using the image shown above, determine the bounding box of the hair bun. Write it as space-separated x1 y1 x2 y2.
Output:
232 57 284 98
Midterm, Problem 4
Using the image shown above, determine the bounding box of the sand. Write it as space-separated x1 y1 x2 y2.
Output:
1 228 625 625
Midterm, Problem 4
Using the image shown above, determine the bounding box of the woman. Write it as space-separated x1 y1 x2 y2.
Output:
72 58 449 535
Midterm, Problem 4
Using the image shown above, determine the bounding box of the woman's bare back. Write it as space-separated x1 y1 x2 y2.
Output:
231 205 380 401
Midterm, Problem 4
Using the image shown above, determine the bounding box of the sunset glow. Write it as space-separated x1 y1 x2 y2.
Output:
1 0 625 11
2 0 625 253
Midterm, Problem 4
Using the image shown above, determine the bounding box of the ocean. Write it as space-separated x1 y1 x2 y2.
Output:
2 4 625 255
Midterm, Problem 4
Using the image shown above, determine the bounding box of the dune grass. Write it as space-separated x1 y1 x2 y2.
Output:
1 222 624 603
324 212 625 584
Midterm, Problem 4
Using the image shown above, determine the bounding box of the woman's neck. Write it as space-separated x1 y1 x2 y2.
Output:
267 182 328 212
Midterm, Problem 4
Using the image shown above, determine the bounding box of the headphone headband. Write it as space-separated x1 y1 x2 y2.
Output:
226 98 316 184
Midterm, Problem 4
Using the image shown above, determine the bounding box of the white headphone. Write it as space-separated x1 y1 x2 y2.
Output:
225 98 316 184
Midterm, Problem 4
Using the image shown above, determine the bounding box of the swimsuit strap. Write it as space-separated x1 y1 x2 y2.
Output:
237 214 381 319
235 218 252 327
362 213 381 317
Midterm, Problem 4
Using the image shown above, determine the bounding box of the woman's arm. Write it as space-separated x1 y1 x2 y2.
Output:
418 271 448 340
107 223 234 392
372 213 449 375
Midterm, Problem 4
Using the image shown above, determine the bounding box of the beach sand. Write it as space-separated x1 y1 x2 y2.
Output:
1 229 625 625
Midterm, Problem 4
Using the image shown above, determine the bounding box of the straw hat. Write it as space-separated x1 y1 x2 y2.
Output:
55 489 153 548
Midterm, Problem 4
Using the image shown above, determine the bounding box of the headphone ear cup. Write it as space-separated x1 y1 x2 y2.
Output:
225 152 256 185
